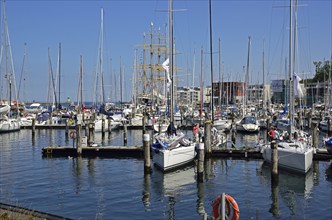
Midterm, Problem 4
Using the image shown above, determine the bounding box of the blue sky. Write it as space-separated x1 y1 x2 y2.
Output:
2 0 331 103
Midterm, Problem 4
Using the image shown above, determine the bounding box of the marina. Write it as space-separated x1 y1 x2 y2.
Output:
1 128 332 219
0 0 331 219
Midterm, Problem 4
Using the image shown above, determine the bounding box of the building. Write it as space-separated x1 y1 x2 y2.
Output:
211 81 245 105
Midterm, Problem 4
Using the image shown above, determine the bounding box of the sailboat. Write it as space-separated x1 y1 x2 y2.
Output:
235 36 259 133
151 0 196 172
259 0 313 174
0 0 20 133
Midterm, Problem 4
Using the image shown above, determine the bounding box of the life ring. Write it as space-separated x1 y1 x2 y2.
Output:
212 194 240 220
69 130 77 139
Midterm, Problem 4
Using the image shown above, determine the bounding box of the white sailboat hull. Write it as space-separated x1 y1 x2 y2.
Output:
260 141 313 173
213 119 232 131
153 123 168 133
152 144 196 172
0 118 21 133
94 119 121 132
236 123 259 132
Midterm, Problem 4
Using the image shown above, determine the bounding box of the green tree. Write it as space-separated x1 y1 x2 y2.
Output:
308 60 332 83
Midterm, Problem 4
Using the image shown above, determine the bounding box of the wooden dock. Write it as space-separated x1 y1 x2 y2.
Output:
0 202 71 220
42 146 144 158
42 146 332 160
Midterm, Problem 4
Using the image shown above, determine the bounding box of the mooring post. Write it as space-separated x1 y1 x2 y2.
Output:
231 123 236 146
49 112 53 125
65 119 69 137
143 133 151 174
197 143 204 183
85 119 89 136
101 116 105 139
271 141 278 183
142 112 146 135
108 117 111 136
204 120 212 157
76 124 82 155
32 118 36 136
124 123 128 145
88 123 94 146
312 121 318 153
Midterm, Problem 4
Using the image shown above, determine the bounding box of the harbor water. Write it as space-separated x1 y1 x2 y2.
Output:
0 129 331 219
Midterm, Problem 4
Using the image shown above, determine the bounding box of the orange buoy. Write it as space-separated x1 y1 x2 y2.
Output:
212 194 240 220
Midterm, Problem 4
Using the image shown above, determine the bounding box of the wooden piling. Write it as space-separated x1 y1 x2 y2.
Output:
65 119 69 137
49 112 53 125
101 117 105 139
88 123 95 146
197 143 204 183
32 118 36 136
231 123 236 146
123 123 128 145
143 134 151 174
204 121 212 157
108 118 111 136
76 124 82 155
84 120 89 136
271 141 278 183
142 112 146 135
312 121 318 152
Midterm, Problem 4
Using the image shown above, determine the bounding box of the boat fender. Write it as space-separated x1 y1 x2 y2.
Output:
68 118 74 125
212 194 240 220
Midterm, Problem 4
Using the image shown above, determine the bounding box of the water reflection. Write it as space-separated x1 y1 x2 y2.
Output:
204 158 215 180
325 163 332 182
142 173 151 209
72 157 84 194
196 181 208 219
151 166 196 219
259 163 314 217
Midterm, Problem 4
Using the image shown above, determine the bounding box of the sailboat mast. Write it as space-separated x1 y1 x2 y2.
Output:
100 7 105 104
58 43 61 109
209 0 214 121
192 50 196 108
48 48 57 109
218 38 221 109
288 0 294 132
169 0 174 123
18 43 27 101
262 40 265 109
245 36 251 115
200 47 203 119
79 55 83 112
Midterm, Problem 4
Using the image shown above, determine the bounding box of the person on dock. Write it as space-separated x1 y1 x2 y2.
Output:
268 126 275 142
193 124 199 142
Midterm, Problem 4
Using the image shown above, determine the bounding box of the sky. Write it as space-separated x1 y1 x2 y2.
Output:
1 0 331 103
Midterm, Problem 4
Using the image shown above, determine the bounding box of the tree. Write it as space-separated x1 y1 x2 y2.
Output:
308 60 332 83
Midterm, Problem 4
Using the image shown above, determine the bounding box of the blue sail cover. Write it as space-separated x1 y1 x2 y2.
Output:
325 137 332 147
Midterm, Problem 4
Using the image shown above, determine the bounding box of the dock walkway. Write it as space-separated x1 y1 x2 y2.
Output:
42 145 332 160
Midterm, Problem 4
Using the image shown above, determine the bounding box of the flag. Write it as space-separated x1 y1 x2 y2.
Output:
293 72 303 98
162 58 172 91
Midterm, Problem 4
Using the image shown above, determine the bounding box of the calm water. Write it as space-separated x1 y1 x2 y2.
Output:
0 129 331 220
